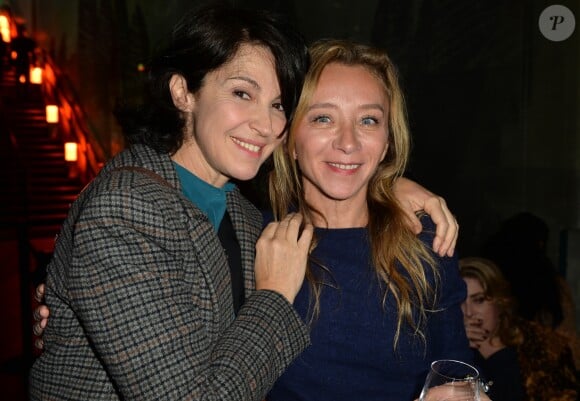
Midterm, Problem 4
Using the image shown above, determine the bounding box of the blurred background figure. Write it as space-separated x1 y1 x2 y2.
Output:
459 256 578 401
483 212 580 370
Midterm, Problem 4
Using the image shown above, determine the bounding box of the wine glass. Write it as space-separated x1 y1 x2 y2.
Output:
419 359 480 401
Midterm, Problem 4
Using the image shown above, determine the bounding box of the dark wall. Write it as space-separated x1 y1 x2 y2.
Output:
367 1 579 267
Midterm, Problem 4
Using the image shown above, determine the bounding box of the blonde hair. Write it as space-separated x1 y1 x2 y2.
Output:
269 39 438 346
459 257 523 346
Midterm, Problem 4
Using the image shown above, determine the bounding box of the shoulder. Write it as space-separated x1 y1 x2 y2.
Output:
92 146 178 199
75 175 183 244
103 145 179 184
416 213 437 246
416 214 447 263
73 149 190 230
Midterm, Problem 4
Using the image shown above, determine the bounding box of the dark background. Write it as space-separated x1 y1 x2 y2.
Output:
5 0 580 314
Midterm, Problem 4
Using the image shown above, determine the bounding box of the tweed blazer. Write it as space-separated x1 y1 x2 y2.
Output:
29 144 310 400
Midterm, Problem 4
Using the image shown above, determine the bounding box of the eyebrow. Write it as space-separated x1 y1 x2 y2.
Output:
226 76 282 100
361 104 385 113
227 75 260 89
469 291 486 298
308 102 385 113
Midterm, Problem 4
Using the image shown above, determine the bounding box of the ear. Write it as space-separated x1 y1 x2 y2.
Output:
169 74 195 112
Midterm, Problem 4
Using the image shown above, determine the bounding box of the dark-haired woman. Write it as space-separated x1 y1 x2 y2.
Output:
29 6 314 400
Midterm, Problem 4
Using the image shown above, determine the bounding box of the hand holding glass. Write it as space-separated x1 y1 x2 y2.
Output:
419 359 480 401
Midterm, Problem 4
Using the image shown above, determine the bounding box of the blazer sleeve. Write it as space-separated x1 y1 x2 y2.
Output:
68 184 309 400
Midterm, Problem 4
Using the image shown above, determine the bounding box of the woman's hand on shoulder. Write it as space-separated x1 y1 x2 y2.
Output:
393 177 458 257
254 213 313 303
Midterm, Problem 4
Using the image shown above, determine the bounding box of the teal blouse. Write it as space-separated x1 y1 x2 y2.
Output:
173 162 235 230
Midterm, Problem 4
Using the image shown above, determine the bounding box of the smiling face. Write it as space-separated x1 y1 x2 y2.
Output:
171 44 286 187
292 63 389 212
462 276 501 336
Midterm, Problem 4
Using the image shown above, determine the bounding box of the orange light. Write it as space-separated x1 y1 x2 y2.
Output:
0 16 9 43
0 28 9 43
46 105 59 123
11 50 17 60
43 63 56 86
18 74 26 83
64 142 78 162
30 67 42 84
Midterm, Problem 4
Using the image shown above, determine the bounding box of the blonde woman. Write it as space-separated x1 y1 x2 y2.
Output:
266 39 473 401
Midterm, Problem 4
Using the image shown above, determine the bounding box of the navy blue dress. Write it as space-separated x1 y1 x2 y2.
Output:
266 215 473 401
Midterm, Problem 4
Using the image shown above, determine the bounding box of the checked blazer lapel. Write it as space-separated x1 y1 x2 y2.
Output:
226 189 263 301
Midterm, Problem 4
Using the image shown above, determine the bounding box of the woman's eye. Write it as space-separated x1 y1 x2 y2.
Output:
474 296 486 304
272 102 284 112
312 115 331 123
234 90 250 100
361 116 379 125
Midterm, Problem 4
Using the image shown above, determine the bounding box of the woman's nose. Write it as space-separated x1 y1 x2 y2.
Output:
333 125 361 153
250 106 275 137
461 302 472 317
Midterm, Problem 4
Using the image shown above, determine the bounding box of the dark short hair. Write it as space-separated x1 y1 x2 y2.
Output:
119 3 309 154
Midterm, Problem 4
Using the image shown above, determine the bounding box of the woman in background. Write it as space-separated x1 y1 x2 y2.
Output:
483 212 580 369
460 256 578 401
